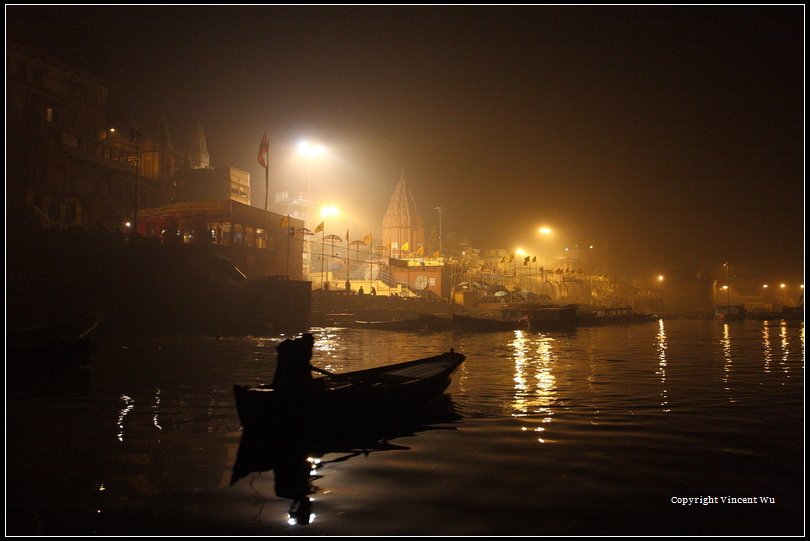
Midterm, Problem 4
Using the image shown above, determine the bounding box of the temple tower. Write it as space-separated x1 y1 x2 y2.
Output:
381 169 424 257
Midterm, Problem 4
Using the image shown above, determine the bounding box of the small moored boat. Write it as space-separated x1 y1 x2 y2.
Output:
233 349 465 430
351 317 427 331
452 313 526 332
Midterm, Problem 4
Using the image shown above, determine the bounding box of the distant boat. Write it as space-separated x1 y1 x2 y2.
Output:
577 306 658 326
715 304 746 321
527 304 578 332
452 313 526 332
782 306 803 321
7 310 103 360
418 312 458 331
351 317 427 331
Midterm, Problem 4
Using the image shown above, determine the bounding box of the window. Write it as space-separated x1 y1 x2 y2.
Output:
207 222 221 244
233 223 243 245
220 222 231 246
245 226 255 248
256 228 267 249
46 106 55 123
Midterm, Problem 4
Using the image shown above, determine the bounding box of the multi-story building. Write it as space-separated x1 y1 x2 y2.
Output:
7 42 183 233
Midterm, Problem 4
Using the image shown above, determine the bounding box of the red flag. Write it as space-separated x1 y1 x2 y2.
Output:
258 132 269 168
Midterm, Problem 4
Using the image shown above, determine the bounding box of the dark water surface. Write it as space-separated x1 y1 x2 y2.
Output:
6 319 804 535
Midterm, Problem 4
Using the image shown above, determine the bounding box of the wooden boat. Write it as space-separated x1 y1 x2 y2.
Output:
7 310 103 360
528 304 578 332
715 304 746 321
418 312 459 331
782 306 803 321
233 349 465 430
452 313 526 332
351 317 427 331
576 306 658 326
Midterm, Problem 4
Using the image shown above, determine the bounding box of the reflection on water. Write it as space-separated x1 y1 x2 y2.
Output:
509 330 557 442
762 323 772 373
779 321 790 376
231 398 461 527
656 319 669 413
5 320 804 535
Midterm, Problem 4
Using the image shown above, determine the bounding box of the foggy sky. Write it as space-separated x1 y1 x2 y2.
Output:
7 6 804 283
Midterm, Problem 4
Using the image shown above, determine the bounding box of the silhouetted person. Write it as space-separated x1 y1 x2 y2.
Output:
345 280 351 293
370 286 376 296
358 286 365 295
271 333 315 391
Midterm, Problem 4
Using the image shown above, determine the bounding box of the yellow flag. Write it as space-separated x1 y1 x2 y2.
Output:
401 241 410 251
432 250 440 258
363 233 372 245
280 215 290 228
314 222 324 234
417 246 424 256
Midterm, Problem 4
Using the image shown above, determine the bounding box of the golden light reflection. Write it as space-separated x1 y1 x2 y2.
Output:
153 388 163 431
762 322 772 373
779 321 790 377
721 324 734 403
117 394 134 442
656 319 669 412
510 330 557 434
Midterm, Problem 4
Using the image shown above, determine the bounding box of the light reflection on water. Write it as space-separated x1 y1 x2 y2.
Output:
6 319 804 535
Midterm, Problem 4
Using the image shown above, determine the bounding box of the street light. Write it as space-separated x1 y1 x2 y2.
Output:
129 128 140 237
298 139 326 195
538 226 552 268
434 206 445 256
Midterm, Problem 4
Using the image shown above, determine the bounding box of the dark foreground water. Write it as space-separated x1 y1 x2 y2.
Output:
6 319 804 535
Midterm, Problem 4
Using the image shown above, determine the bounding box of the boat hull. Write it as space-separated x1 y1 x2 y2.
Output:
234 351 465 431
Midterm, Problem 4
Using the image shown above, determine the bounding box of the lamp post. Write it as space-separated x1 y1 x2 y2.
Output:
130 128 140 237
434 206 445 257
538 226 552 276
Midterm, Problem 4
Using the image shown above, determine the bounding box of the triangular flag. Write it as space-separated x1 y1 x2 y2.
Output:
314 222 324 234
363 233 372 245
402 241 410 251
417 246 424 256
280 215 290 228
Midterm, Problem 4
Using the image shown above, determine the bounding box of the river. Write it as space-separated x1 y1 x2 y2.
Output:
6 319 804 535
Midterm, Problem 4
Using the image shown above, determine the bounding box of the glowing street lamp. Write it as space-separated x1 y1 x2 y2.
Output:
320 205 340 219
658 275 665 282
537 226 552 268
298 139 326 195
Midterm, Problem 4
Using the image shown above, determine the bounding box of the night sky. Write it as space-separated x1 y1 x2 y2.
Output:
7 6 804 283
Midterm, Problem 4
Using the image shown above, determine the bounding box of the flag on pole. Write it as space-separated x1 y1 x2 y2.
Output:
402 241 410 251
314 222 324 234
524 256 530 266
417 246 424 256
508 253 515 263
258 132 269 169
432 250 440 258
363 233 372 245
532 256 536 263
280 215 290 228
